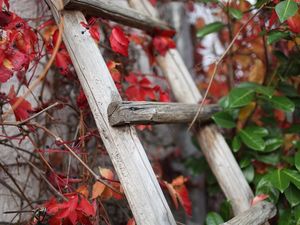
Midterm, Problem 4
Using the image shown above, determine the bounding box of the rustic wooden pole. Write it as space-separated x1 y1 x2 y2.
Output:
128 0 254 215
62 0 172 32
45 1 176 225
221 201 276 225
108 101 220 126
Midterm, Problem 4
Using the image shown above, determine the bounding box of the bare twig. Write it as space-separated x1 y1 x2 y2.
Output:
30 122 122 194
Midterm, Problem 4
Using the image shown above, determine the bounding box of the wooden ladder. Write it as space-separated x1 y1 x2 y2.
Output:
45 1 276 224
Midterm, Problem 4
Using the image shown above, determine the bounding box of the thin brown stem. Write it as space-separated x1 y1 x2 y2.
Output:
188 2 269 130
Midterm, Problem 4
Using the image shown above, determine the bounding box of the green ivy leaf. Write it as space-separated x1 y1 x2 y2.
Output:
228 88 255 109
205 212 224 225
239 156 251 168
238 82 274 98
212 111 236 128
218 95 230 108
264 138 283 152
232 136 241 152
239 129 266 151
197 22 225 38
278 209 293 225
228 7 243 20
283 169 300 189
256 152 280 165
275 0 298 23
269 96 295 112
295 152 300 172
220 201 233 222
285 184 300 207
243 165 255 183
267 30 289 44
245 126 269 137
268 169 290 193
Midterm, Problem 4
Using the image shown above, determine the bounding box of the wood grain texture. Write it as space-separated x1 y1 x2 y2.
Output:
221 201 276 225
46 2 176 225
128 0 254 215
108 101 221 126
63 0 172 32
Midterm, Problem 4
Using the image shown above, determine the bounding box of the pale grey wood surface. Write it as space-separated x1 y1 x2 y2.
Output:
108 101 220 126
63 0 172 32
221 201 276 225
46 1 176 224
128 0 254 215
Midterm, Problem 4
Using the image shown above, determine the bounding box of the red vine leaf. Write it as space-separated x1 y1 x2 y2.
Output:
152 30 176 56
109 26 129 56
44 193 95 225
80 17 100 43
287 11 300 33
8 86 32 121
127 218 136 225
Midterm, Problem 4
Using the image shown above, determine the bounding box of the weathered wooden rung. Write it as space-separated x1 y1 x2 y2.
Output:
63 0 173 32
221 201 276 225
107 101 221 126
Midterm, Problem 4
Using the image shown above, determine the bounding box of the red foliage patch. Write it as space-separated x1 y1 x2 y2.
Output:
0 11 37 83
125 72 170 102
44 193 96 225
80 17 100 43
109 26 129 57
8 86 32 121
287 11 300 33
152 30 176 56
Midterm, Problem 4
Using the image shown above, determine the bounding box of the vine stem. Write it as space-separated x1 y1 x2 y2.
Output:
28 122 122 195
188 2 268 130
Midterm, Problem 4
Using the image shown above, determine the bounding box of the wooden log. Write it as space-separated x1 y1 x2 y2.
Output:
62 0 172 32
45 1 176 225
128 0 254 215
108 101 221 126
221 201 276 225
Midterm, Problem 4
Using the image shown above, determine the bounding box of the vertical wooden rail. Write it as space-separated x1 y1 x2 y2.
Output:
46 1 176 225
128 0 254 215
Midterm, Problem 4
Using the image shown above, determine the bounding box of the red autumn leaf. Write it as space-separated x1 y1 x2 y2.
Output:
107 60 121 83
0 11 12 27
77 197 96 216
127 218 136 225
0 65 13 82
125 73 156 101
267 10 278 30
149 0 157 6
159 91 170 102
251 194 269 205
109 26 129 56
80 18 100 43
164 181 179 209
152 36 176 56
44 193 95 225
7 49 29 71
55 48 72 75
171 176 192 216
287 11 300 33
8 86 32 121
76 89 88 110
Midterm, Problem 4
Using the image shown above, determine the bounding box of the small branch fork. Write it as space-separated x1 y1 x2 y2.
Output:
188 2 269 130
1 120 121 195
